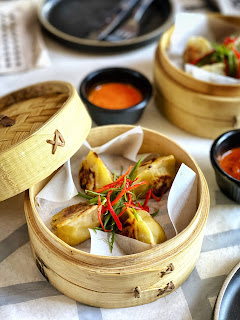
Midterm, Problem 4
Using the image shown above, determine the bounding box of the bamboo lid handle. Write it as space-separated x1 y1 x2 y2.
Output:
46 129 65 154
146 262 174 277
132 263 175 299
133 280 175 299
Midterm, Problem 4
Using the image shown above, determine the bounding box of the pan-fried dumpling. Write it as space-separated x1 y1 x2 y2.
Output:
119 208 166 244
79 151 113 191
201 62 225 75
52 202 99 246
134 155 176 197
183 36 212 64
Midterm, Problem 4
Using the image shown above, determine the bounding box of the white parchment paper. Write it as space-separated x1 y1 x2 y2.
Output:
36 127 197 256
167 12 240 84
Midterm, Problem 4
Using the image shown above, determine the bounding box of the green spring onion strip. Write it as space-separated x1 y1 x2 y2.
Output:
89 196 106 205
77 192 92 200
85 190 105 196
110 230 115 252
150 209 159 217
132 207 139 221
129 156 145 180
104 212 112 230
136 185 152 199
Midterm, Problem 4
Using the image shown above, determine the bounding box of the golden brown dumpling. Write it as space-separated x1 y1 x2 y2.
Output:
201 62 225 75
183 36 212 64
52 202 99 246
119 208 166 244
134 155 176 197
79 151 113 191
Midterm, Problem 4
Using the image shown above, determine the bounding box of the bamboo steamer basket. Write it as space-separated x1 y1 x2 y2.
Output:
24 125 210 309
0 81 91 201
154 15 240 139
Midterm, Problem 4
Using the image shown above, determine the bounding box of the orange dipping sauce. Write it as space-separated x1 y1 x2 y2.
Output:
88 82 143 110
218 147 240 180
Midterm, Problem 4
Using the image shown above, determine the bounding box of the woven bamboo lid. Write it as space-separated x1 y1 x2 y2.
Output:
0 81 92 202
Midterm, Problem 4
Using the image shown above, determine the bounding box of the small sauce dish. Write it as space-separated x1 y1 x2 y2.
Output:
79 67 152 125
210 129 240 203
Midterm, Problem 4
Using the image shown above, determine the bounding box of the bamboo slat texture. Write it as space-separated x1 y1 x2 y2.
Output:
25 125 210 308
0 81 92 201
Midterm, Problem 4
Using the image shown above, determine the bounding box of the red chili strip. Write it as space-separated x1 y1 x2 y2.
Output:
114 166 133 184
96 181 122 193
101 206 107 214
125 202 142 210
126 180 148 191
223 36 238 46
107 191 122 231
143 189 152 209
137 201 144 210
151 190 164 202
111 185 128 206
97 195 111 232
231 48 240 78
126 178 134 185
125 177 138 185
118 206 128 217
96 166 133 193
191 50 215 65
232 47 240 59
144 206 149 213
127 192 133 205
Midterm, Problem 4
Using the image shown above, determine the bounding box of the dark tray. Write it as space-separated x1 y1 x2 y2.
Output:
37 0 174 52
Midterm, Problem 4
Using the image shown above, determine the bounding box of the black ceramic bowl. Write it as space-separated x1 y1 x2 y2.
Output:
210 129 240 203
79 67 152 125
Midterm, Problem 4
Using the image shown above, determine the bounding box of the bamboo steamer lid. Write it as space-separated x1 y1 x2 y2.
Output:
0 81 91 202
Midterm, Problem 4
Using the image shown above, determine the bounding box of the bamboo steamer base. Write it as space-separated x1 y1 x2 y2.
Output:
24 125 210 308
154 38 240 139
154 86 236 139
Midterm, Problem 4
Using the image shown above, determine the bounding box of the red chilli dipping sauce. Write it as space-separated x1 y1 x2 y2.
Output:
218 147 240 180
88 82 143 110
